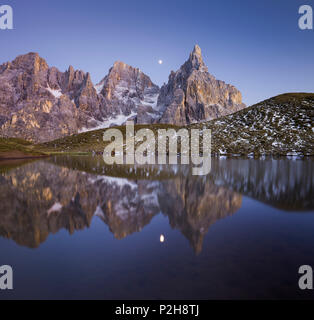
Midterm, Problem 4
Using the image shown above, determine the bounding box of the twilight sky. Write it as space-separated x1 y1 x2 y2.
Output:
0 0 313 105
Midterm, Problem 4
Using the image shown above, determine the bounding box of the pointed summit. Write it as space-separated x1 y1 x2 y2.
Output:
84 72 93 86
11 52 48 73
188 44 204 70
192 44 202 57
157 45 246 125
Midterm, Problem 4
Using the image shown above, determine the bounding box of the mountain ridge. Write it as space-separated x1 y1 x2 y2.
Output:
0 45 246 142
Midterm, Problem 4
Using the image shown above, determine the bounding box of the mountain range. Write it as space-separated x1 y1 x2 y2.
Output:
0 45 245 142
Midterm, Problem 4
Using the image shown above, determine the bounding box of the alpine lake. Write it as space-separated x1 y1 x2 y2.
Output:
0 155 313 299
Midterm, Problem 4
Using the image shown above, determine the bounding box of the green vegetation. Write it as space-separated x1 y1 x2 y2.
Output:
35 123 180 154
192 93 314 156
272 92 314 104
0 137 47 159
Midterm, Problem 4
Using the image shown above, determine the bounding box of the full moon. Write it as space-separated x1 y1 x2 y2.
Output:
158 59 163 65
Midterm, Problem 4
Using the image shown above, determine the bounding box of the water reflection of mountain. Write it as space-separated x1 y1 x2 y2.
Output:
159 177 241 254
0 156 312 251
0 163 95 248
50 156 314 210
0 159 241 252
209 158 314 211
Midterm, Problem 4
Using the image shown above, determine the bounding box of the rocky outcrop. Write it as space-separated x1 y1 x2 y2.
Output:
157 45 246 125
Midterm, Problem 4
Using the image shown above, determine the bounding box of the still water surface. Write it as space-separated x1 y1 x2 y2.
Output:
0 156 313 299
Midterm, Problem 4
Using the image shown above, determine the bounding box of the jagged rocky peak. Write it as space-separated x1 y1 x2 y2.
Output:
94 60 160 124
157 44 246 125
63 65 86 92
79 72 95 93
97 60 159 99
187 44 207 71
11 52 49 73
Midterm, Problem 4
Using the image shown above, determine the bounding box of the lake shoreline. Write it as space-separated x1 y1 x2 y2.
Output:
0 152 49 160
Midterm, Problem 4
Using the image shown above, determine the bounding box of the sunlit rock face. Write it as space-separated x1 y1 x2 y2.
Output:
157 45 246 125
0 53 104 142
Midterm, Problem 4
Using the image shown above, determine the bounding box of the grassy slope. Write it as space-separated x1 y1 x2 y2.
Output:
193 93 314 156
0 137 47 159
35 123 180 154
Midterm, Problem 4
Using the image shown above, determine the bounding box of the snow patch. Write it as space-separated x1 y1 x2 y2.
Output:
94 82 104 94
47 202 63 215
142 92 159 110
89 175 137 190
79 112 137 133
46 85 62 98
94 205 105 219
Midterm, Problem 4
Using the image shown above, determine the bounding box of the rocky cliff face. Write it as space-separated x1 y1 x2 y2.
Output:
0 46 246 142
157 45 245 125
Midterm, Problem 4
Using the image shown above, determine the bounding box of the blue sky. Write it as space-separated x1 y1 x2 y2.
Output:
0 0 313 105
